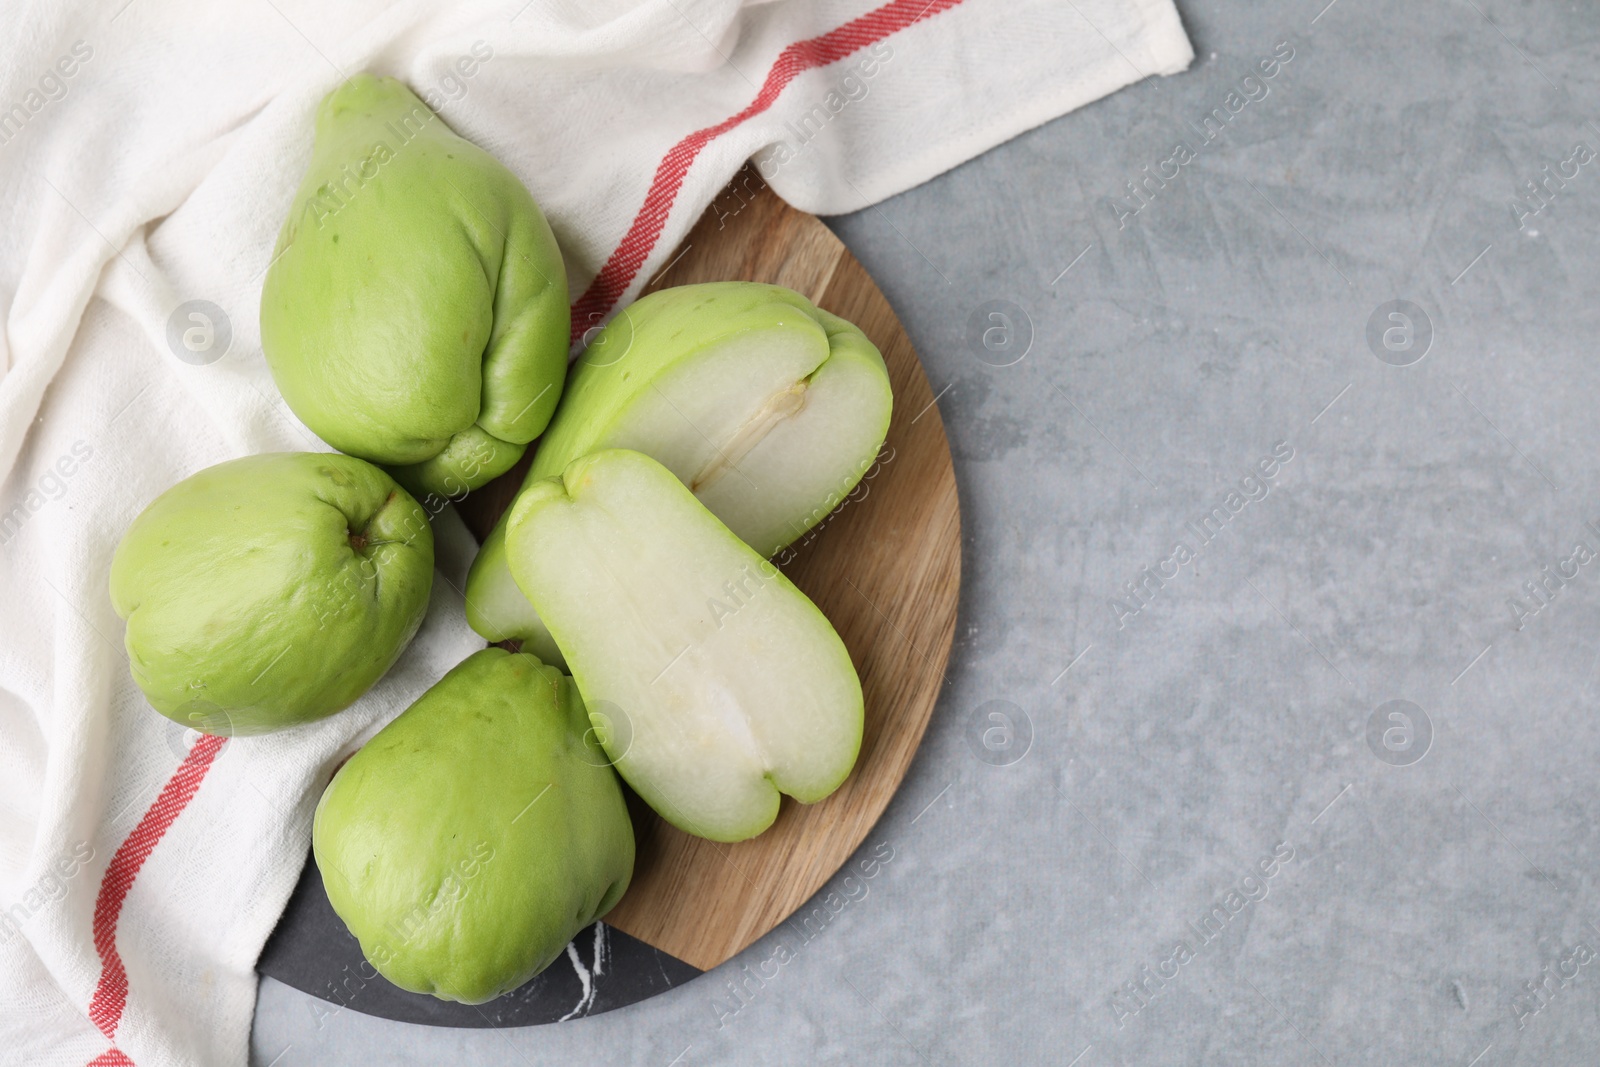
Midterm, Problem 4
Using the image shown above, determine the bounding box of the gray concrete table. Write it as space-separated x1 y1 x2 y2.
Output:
251 0 1600 1062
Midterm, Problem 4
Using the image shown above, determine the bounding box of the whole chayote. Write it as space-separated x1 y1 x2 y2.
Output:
313 648 635 1002
261 74 569 498
109 452 433 735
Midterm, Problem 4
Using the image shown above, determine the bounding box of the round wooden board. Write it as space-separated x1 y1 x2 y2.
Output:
260 164 959 1018
461 165 960 972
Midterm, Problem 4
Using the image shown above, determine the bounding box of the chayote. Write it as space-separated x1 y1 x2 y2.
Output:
312 648 635 1003
465 282 891 656
261 74 569 499
109 452 433 735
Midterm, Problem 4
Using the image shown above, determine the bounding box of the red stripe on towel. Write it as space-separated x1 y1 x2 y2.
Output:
569 0 965 339
87 734 228 1041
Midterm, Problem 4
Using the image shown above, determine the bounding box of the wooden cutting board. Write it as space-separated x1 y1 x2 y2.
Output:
455 165 960 972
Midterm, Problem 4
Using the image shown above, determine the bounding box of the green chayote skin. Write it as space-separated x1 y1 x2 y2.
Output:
109 453 433 735
261 73 570 499
312 648 635 1003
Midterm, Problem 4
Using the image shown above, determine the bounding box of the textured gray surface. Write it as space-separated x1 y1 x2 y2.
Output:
250 0 1600 1062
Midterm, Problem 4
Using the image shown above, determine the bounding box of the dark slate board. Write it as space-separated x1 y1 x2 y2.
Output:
257 851 702 1027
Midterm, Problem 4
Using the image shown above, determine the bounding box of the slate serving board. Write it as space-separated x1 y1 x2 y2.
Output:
257 164 961 1025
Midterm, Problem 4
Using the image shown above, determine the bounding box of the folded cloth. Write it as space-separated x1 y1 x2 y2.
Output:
0 1 1190 1063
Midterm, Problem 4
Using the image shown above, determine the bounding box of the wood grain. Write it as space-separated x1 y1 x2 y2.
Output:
456 165 960 972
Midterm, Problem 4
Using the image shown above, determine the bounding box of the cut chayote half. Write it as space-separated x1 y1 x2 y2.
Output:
504 449 863 842
465 282 890 659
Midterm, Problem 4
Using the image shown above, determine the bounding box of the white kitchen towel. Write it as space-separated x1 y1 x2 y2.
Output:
0 1 1191 1064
